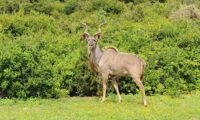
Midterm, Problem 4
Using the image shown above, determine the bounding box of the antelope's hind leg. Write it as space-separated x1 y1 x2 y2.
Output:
132 75 147 107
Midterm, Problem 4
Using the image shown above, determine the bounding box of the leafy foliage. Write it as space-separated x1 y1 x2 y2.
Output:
0 0 199 98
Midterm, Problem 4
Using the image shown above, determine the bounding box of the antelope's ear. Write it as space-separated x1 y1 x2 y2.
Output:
94 32 101 40
82 33 90 40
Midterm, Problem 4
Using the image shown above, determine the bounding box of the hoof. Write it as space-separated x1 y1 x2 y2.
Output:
101 98 106 103
144 101 147 107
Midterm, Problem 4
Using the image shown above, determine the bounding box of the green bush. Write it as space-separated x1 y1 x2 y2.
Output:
86 0 125 14
0 0 199 98
0 0 20 14
64 0 78 15
119 0 167 4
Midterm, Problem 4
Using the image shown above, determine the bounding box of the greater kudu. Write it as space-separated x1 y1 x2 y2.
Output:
82 23 147 106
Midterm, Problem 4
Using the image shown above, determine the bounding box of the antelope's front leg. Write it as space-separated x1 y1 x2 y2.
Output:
112 78 122 102
101 73 108 102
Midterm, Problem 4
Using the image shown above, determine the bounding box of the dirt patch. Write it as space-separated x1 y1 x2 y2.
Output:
169 5 200 20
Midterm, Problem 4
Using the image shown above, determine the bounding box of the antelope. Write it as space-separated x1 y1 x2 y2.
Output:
81 23 147 106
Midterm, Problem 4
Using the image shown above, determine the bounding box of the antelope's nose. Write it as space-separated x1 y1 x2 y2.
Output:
89 41 95 46
89 43 94 46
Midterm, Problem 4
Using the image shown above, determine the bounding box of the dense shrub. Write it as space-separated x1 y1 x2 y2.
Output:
0 0 20 14
0 0 199 98
64 0 78 15
119 0 167 4
85 0 125 14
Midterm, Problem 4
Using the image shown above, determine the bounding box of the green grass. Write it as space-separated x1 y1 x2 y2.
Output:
0 92 200 120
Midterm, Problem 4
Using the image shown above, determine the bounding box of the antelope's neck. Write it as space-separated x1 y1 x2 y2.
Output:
89 45 103 66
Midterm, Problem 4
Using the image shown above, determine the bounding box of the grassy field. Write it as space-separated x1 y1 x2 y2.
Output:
0 92 200 120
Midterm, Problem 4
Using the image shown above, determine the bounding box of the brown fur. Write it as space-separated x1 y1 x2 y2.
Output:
82 23 147 106
88 54 98 72
103 46 119 52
